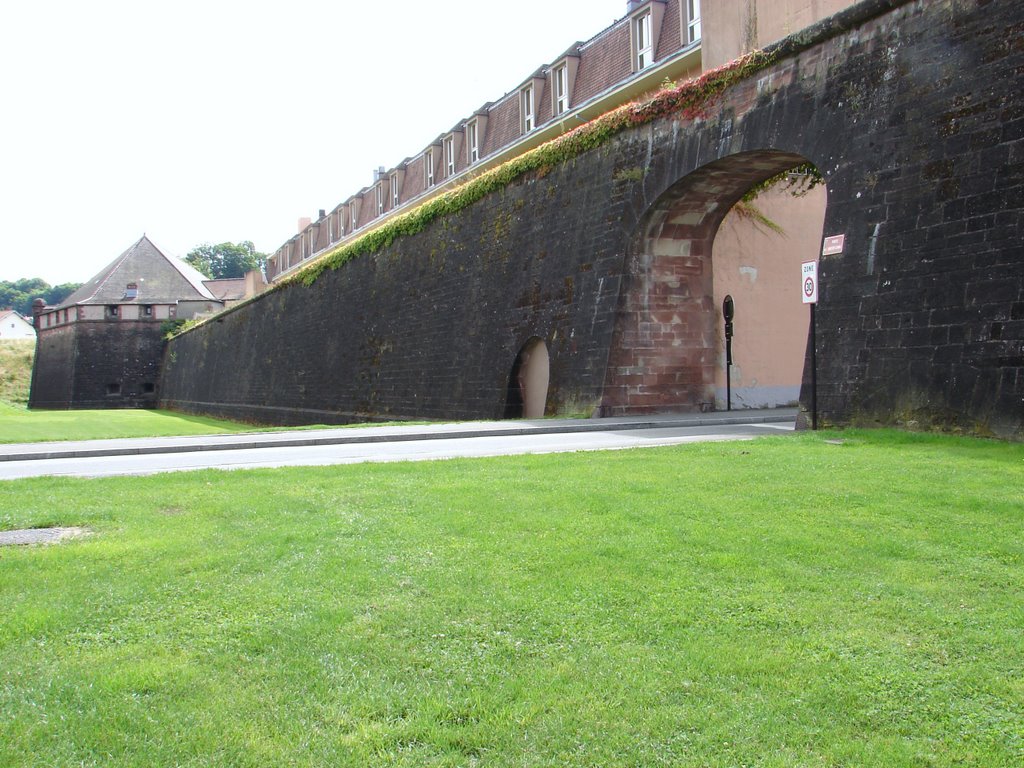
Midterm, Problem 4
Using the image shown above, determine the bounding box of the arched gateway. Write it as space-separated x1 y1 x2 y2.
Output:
601 151 825 415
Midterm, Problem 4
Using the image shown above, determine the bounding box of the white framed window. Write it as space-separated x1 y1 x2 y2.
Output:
390 172 400 208
553 64 568 116
351 205 358 230
425 148 435 187
521 85 535 133
375 183 384 216
467 119 479 164
444 135 455 177
635 12 653 70
687 0 701 44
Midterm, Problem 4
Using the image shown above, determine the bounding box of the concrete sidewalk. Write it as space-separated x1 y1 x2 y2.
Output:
0 408 798 463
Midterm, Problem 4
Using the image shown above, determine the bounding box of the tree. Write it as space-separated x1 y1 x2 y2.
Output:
0 279 81 316
44 283 82 306
185 241 267 279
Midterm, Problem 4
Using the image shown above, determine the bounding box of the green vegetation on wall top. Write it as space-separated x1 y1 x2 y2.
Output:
172 46 831 339
292 50 781 288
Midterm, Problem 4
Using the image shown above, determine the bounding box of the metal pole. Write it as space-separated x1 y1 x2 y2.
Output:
810 302 818 430
726 359 732 411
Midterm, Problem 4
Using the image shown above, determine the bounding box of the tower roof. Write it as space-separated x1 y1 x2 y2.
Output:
57 236 218 308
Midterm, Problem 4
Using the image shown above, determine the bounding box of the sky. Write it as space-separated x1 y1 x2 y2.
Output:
0 0 627 285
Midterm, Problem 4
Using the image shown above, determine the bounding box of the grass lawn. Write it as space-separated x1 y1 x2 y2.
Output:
0 340 279 442
1 431 1021 766
0 403 269 444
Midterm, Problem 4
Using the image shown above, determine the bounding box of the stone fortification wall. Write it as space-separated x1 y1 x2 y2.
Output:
161 0 1022 437
31 322 164 409
160 149 629 425
28 326 75 408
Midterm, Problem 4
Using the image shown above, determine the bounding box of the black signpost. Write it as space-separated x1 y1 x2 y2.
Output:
723 295 734 412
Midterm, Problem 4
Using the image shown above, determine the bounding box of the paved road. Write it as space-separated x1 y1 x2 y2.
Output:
0 411 796 480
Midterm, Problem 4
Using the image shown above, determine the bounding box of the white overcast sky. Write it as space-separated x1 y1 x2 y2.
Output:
0 0 625 285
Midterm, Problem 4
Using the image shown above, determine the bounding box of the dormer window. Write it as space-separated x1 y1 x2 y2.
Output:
425 147 436 187
351 204 358 231
390 171 400 208
553 64 569 116
521 85 535 133
631 3 665 71
444 135 456 177
686 0 701 44
375 182 385 216
467 119 480 164
635 12 653 69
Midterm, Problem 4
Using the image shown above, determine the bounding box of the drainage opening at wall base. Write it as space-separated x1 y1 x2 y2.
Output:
504 338 550 419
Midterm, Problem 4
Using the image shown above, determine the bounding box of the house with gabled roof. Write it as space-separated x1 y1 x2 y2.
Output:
0 309 36 340
29 236 228 409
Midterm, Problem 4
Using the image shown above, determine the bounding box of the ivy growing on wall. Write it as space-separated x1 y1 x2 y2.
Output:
172 48 803 338
294 50 783 285
728 162 827 234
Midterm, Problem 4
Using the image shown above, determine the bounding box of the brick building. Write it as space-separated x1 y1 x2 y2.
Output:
0 309 36 340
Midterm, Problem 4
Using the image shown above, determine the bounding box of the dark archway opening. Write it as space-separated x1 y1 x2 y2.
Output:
504 337 550 419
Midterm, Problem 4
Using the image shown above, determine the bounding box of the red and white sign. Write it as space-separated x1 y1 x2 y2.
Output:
802 261 818 304
822 234 845 256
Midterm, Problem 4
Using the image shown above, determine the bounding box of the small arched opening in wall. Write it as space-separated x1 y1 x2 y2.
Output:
601 150 827 415
504 337 550 419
